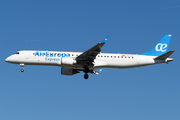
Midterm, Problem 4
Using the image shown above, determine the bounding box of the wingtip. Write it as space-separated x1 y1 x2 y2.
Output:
94 68 103 75
106 35 110 39
100 35 110 44
98 68 103 73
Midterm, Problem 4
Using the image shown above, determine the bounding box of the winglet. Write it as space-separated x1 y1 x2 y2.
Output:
94 68 103 75
98 68 103 74
100 35 110 44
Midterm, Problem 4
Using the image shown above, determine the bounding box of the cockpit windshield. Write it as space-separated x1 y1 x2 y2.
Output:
14 52 19 54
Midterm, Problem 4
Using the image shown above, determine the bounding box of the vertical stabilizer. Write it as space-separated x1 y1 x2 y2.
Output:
141 35 171 56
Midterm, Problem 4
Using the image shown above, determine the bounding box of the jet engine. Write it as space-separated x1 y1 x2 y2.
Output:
61 57 76 65
61 68 79 76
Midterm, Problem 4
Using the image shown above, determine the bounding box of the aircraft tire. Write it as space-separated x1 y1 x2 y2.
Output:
84 73 89 79
21 69 24 72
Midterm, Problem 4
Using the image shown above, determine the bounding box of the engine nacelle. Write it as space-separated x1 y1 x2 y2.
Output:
61 68 79 76
61 57 76 65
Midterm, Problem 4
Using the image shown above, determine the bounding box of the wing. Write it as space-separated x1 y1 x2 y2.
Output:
76 35 109 61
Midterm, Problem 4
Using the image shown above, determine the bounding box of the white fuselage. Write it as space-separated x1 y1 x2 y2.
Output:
5 35 174 79
5 50 165 70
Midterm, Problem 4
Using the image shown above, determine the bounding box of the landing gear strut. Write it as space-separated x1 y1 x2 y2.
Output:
83 65 89 79
20 63 24 72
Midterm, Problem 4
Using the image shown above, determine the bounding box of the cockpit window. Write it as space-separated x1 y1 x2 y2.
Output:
15 52 19 54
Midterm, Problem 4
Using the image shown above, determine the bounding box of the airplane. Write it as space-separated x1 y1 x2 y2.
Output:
5 35 174 79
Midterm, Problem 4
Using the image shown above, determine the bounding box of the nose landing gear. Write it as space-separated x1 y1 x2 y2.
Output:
21 69 24 72
20 63 24 72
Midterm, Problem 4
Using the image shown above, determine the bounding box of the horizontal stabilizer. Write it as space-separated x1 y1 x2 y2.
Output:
154 50 175 60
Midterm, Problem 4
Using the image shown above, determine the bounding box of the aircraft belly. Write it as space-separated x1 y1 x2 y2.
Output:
105 59 138 68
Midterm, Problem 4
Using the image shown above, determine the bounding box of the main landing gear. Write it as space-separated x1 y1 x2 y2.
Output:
84 73 89 79
20 63 24 72
83 65 89 79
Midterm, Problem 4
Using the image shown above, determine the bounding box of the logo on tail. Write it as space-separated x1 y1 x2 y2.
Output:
155 43 167 52
141 34 171 56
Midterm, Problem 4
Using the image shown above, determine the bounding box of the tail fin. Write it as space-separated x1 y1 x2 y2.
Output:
141 35 171 56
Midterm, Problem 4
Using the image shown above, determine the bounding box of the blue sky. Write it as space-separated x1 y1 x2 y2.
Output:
0 0 180 120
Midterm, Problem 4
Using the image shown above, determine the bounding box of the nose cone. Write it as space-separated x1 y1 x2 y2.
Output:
5 56 11 62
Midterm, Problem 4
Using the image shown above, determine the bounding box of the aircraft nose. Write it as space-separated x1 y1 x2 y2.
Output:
5 56 11 62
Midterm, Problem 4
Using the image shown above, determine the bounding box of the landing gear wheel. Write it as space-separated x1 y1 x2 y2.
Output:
21 69 24 72
84 73 89 79
20 63 25 73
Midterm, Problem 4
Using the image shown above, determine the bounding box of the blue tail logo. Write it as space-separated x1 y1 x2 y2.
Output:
142 35 171 56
